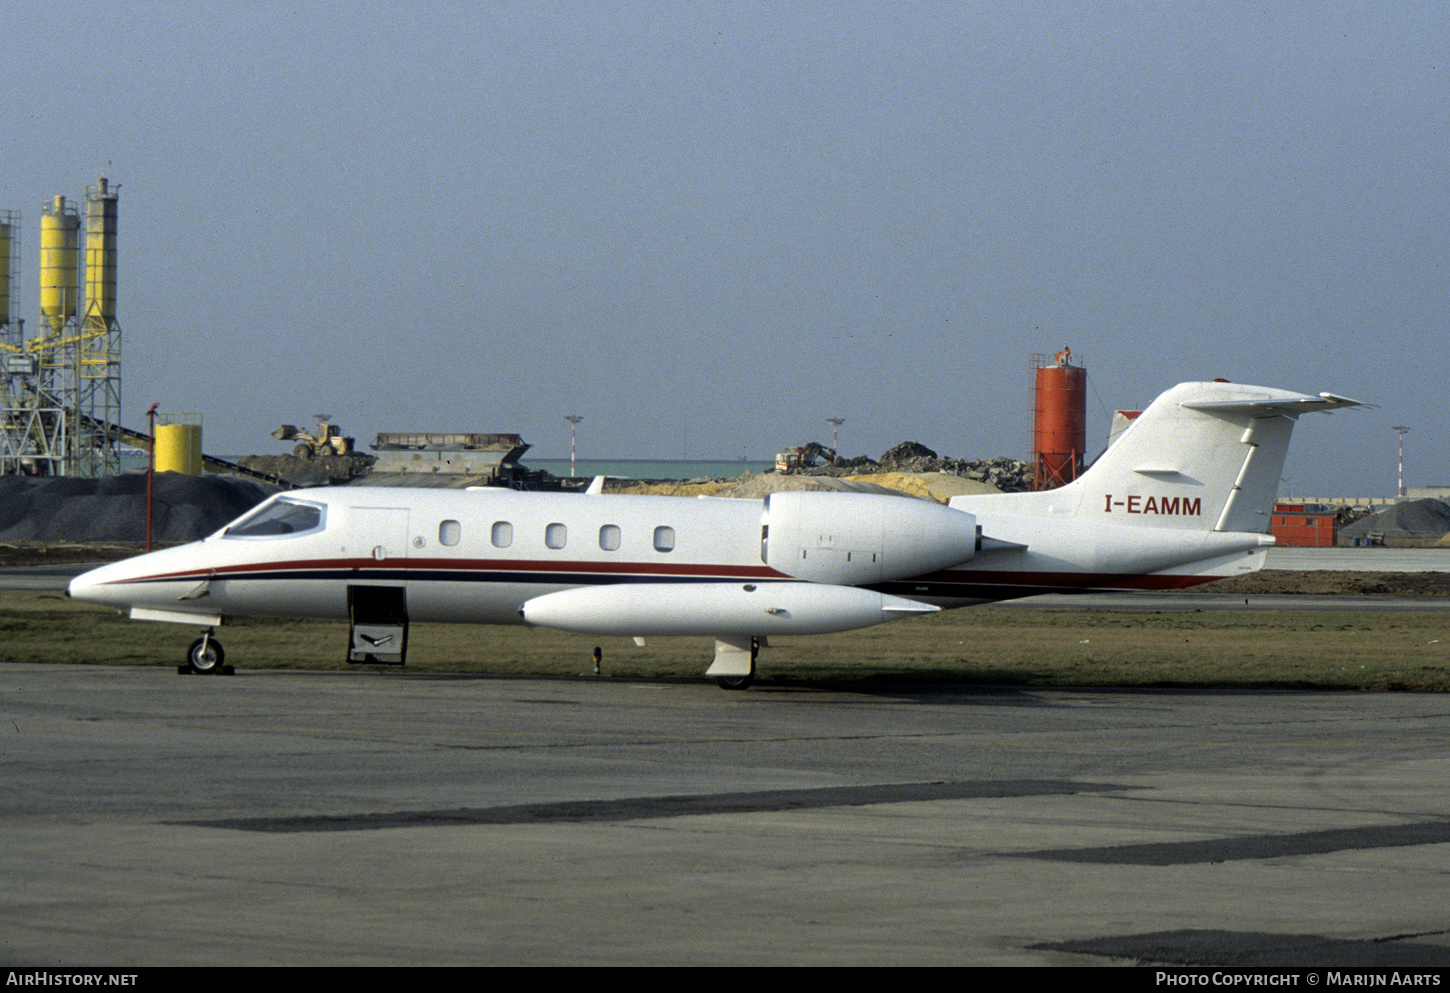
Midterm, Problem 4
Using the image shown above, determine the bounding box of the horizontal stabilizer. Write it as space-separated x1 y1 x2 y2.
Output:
1181 392 1364 416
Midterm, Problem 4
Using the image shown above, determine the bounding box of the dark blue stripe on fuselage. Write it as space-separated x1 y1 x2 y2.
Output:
122 568 783 587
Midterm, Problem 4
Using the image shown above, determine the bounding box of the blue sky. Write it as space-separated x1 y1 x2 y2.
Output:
1 1 1444 496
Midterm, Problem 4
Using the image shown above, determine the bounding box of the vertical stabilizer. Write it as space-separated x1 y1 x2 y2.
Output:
1073 382 1360 533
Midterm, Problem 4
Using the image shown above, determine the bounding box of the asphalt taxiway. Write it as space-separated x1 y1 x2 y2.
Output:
3 663 1449 966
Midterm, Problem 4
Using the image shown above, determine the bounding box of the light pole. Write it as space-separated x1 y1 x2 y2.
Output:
565 415 583 477
825 417 844 452
146 403 158 552
1392 425 1410 497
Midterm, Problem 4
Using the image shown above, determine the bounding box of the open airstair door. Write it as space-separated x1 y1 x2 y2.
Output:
347 506 410 665
348 585 408 664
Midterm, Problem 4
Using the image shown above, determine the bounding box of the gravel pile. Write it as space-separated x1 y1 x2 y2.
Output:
1340 499 1450 546
0 473 277 543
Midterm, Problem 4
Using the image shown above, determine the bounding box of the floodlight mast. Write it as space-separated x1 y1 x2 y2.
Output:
565 415 583 477
1392 425 1410 497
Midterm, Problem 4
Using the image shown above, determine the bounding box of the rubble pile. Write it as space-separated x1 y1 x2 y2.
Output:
236 452 375 487
797 442 1033 493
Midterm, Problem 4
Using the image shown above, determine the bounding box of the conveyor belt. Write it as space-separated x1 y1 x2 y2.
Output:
101 419 294 487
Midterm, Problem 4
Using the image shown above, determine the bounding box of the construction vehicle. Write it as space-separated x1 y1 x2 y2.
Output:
774 441 836 474
272 415 354 459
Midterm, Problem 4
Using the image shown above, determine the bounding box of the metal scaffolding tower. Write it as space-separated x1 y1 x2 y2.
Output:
0 178 123 476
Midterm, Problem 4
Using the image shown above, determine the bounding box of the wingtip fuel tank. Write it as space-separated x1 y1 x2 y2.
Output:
520 581 939 637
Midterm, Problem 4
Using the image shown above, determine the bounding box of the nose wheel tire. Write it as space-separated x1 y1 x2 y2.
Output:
186 637 226 674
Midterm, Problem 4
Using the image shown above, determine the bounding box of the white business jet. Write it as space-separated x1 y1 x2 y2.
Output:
68 380 1359 687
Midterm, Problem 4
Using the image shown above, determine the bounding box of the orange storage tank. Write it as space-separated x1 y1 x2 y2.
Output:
1034 348 1087 490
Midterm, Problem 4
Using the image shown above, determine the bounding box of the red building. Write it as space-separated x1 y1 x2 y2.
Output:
1271 503 1338 547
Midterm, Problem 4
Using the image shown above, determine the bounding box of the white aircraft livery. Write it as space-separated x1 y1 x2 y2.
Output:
68 381 1360 687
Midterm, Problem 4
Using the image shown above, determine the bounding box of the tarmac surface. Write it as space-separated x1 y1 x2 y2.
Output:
1000 592 1450 611
1266 547 1450 571
4 663 1450 966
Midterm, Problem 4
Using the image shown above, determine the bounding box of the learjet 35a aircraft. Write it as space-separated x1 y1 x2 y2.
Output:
68 380 1359 687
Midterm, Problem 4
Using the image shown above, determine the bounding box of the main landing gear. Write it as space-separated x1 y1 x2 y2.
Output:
714 674 755 690
180 629 233 675
712 636 760 691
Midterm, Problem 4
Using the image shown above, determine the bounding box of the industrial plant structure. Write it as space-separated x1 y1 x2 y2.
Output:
0 178 124 476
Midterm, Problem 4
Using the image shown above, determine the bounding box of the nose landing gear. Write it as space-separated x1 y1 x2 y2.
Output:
180 630 232 675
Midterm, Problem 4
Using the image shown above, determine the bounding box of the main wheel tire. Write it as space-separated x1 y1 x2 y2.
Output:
715 674 754 691
187 637 225 674
293 443 314 459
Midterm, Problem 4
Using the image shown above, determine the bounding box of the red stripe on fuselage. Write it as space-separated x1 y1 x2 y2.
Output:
101 557 788 585
103 557 1228 592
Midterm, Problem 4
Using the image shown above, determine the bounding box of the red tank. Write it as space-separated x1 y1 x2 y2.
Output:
1033 348 1087 490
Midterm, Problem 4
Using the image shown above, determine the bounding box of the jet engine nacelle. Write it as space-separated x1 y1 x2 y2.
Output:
761 491 978 585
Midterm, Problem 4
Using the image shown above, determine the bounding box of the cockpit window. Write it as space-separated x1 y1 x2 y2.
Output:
224 498 326 539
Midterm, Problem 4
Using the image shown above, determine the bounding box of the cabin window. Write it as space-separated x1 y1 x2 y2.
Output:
224 498 325 539
546 523 567 549
439 520 461 546
599 524 621 551
491 521 513 548
653 526 675 552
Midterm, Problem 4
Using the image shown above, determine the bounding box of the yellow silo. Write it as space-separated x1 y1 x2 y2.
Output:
156 414 203 475
40 196 78 333
85 178 118 320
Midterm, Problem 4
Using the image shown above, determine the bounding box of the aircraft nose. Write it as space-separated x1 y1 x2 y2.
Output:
67 560 151 609
65 545 222 619
67 564 115 605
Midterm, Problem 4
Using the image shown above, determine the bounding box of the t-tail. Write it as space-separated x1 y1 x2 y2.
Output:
1077 381 1361 532
948 381 1362 587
